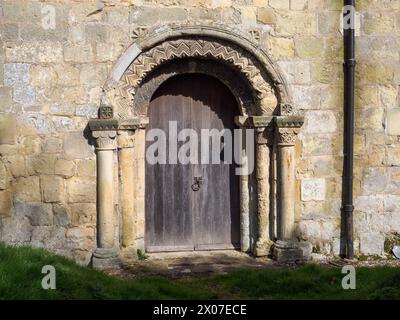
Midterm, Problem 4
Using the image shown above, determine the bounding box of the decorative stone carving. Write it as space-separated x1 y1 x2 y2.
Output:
275 115 304 145
134 59 257 116
276 128 300 145
92 131 117 150
131 27 148 40
280 103 294 116
99 105 113 119
113 37 277 119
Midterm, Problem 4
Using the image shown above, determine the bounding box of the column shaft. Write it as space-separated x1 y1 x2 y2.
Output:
277 145 295 240
97 147 115 248
119 146 135 249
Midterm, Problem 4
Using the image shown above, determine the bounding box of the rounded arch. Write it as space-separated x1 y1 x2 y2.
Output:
134 59 258 117
102 24 293 119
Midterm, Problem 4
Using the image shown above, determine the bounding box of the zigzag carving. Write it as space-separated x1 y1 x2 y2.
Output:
114 38 272 119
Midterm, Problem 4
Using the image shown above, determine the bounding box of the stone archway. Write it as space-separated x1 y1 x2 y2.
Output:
88 24 305 268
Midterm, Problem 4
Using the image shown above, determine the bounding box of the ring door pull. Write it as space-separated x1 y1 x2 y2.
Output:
191 176 203 191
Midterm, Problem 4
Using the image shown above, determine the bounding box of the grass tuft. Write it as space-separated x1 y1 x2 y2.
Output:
0 243 400 300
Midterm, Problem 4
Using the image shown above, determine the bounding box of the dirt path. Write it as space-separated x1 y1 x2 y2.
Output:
106 250 400 280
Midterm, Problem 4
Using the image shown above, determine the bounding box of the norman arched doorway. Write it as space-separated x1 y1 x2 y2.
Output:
88 24 305 268
145 74 240 252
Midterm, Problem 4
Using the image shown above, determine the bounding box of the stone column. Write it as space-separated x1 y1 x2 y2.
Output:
235 115 274 256
273 116 304 262
118 118 148 258
89 118 120 269
253 125 274 256
117 131 136 259
132 128 146 252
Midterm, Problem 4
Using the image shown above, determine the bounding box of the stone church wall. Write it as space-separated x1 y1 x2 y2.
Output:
0 0 399 264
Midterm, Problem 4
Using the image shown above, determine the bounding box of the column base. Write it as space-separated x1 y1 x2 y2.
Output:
92 248 120 269
253 239 273 257
272 240 306 263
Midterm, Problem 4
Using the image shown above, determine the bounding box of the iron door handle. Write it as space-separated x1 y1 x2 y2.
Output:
191 176 203 191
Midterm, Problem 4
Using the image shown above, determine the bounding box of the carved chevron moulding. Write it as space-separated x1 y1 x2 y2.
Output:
113 38 273 119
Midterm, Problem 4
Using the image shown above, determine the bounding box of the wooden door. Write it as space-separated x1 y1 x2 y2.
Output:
145 74 240 252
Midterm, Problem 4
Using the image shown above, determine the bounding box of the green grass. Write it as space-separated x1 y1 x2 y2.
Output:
0 242 400 300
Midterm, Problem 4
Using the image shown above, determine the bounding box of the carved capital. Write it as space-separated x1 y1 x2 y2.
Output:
117 131 135 149
276 127 300 146
92 130 117 150
275 115 304 145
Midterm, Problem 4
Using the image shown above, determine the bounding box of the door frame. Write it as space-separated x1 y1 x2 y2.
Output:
144 73 241 253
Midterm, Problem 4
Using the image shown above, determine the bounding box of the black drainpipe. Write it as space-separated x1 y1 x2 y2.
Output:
341 0 356 259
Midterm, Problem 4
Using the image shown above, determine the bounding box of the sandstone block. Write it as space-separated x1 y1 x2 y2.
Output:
67 177 96 203
364 13 395 35
278 60 311 84
257 8 276 24
311 62 342 84
295 37 324 58
53 204 71 227
269 0 289 10
301 178 326 201
362 167 388 194
66 226 95 249
6 42 63 63
359 232 385 255
3 63 30 86
40 175 65 203
383 195 400 232
63 132 94 159
70 203 96 226
2 154 26 178
14 201 53 226
64 44 94 63
356 106 384 132
13 176 41 202
357 64 394 84
79 64 108 86
304 111 337 133
268 37 294 58
387 145 400 166
387 109 400 136
13 85 37 106
0 190 13 217
55 159 76 178
0 87 12 112
76 159 96 177
27 154 56 175
31 226 67 249
0 161 9 190
43 137 63 153
0 114 16 145
275 12 317 36
75 105 99 118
